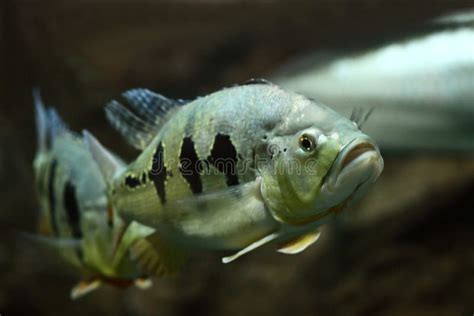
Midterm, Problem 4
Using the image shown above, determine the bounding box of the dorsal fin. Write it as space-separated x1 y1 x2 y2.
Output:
33 88 48 153
105 88 187 150
239 78 273 86
33 88 74 152
83 130 125 183
47 107 70 140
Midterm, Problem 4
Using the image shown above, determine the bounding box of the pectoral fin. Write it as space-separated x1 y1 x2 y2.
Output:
130 233 187 276
70 278 102 300
277 230 321 254
222 233 280 264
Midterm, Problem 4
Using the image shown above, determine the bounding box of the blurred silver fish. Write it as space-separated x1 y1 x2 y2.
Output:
273 11 474 152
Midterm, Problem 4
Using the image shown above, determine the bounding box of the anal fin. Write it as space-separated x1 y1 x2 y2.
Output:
130 233 187 277
70 278 102 300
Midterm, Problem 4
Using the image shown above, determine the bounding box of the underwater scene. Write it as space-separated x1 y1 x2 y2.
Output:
1 1 473 315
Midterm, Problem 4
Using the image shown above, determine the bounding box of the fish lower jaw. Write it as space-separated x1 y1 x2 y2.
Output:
324 148 382 194
313 151 380 216
338 150 382 183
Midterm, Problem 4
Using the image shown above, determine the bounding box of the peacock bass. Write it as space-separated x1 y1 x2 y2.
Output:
84 80 383 279
32 91 157 299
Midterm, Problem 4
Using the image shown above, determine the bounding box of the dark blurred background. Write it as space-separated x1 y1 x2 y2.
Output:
1 1 474 315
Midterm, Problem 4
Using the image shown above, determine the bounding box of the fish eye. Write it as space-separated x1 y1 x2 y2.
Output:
299 134 316 152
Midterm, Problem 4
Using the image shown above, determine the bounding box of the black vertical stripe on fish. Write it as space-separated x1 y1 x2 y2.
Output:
208 134 239 186
179 137 203 194
47 159 59 235
149 142 167 204
63 181 83 260
63 182 82 239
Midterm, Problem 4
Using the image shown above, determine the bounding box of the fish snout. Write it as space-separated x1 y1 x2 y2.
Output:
322 138 383 202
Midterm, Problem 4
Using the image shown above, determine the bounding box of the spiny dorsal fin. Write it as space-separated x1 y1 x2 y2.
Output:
105 88 187 150
33 88 76 152
33 88 48 153
121 89 187 125
239 78 273 86
47 107 69 139
130 233 187 277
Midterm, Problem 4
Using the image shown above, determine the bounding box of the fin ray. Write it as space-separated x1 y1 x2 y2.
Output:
33 88 48 153
105 88 186 150
130 234 186 277
105 100 155 149
121 89 185 125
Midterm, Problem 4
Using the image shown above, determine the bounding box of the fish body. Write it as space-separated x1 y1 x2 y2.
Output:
33 92 155 298
87 81 383 271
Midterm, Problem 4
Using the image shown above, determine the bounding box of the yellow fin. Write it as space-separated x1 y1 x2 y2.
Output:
70 278 102 300
277 230 321 254
134 277 153 290
130 234 186 277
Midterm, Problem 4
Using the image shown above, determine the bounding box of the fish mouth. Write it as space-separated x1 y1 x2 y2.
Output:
340 142 377 171
321 137 383 200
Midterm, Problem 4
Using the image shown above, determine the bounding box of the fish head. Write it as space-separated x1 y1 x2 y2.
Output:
259 96 384 226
